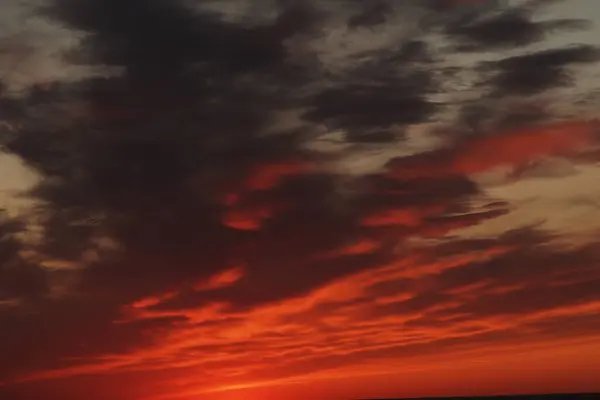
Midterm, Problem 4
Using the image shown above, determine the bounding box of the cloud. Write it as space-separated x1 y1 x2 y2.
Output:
346 1 392 30
486 45 600 96
0 213 47 306
387 120 598 179
14 232 600 399
446 8 590 50
1 0 600 399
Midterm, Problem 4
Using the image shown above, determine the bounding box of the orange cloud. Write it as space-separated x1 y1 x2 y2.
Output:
195 265 246 291
131 290 180 310
17 236 600 400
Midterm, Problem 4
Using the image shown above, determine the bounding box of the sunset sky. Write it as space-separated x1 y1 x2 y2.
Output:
2 1 600 399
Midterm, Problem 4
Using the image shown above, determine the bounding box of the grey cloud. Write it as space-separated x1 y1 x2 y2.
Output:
486 45 600 96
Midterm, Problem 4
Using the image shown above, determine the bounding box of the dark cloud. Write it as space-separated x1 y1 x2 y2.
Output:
456 100 553 135
437 1 598 133
446 9 589 50
304 69 436 142
1 0 320 384
0 217 44 303
346 1 392 30
1 0 600 398
41 0 313 75
486 45 600 96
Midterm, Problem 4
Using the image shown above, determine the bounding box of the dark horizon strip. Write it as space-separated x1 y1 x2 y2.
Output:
359 392 600 400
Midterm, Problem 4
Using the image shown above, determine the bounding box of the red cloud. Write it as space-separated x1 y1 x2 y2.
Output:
316 239 381 259
222 208 267 230
388 121 598 179
361 205 447 227
245 159 314 191
219 158 315 229
452 121 597 174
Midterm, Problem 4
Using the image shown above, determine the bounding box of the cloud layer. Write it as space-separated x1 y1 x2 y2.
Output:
1 0 600 399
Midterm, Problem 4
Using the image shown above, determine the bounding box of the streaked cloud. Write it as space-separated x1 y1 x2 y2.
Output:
1 0 600 399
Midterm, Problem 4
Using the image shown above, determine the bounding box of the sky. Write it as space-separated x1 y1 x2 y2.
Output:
1 1 600 399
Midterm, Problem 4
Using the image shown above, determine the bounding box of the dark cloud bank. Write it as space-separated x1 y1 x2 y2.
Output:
1 0 600 398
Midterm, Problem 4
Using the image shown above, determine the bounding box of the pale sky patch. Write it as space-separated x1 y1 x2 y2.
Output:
0 153 38 215
459 163 600 241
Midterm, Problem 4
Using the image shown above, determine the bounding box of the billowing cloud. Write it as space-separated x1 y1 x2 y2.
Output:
1 0 600 399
